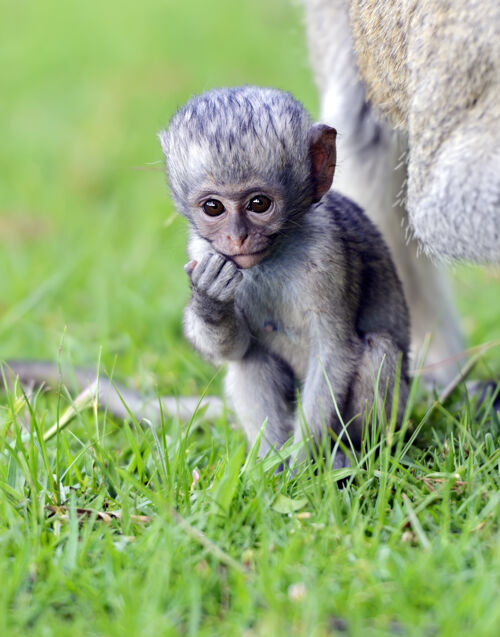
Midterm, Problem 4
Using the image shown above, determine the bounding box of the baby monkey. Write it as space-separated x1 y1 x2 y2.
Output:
159 86 410 466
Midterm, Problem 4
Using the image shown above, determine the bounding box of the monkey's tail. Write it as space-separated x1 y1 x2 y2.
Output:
1 360 225 424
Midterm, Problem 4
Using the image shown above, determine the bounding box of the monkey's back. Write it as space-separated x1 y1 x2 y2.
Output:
317 191 410 358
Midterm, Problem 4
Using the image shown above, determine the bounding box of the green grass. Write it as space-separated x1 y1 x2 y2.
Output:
1 0 500 635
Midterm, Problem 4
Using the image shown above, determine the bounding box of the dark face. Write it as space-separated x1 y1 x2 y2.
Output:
189 179 287 268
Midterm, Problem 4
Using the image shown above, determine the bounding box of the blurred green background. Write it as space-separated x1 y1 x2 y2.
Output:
1 4 500 635
0 0 498 397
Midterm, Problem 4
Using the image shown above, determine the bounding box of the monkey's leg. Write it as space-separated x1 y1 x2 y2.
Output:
225 344 295 457
293 335 409 467
305 0 463 384
344 333 410 439
294 340 362 467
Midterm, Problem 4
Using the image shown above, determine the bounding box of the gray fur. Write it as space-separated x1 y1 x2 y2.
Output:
305 0 465 384
159 86 314 220
161 87 410 463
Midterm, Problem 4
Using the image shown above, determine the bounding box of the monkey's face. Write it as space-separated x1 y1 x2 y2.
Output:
188 179 287 269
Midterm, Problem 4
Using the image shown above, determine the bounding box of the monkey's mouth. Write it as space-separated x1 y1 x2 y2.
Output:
228 249 269 269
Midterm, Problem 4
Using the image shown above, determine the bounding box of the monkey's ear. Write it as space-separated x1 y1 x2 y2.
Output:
309 124 337 203
158 130 169 156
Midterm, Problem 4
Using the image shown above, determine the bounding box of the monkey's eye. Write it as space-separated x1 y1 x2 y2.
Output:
202 199 225 216
247 195 272 213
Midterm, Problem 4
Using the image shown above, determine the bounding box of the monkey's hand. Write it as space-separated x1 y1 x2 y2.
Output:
183 253 250 362
185 253 243 320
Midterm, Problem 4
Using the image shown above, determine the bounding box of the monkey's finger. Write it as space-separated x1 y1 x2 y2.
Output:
216 269 243 302
184 260 198 275
208 262 242 300
212 259 239 288
196 254 227 291
190 253 215 286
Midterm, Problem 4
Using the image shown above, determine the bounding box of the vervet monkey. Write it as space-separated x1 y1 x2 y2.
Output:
158 86 410 464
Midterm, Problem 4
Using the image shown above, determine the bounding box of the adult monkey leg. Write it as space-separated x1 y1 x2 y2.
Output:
304 0 464 385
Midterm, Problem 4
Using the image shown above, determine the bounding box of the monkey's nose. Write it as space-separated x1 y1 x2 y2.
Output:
228 235 248 249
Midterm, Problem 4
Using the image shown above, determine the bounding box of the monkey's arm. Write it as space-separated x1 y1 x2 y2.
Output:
406 3 500 262
183 253 251 363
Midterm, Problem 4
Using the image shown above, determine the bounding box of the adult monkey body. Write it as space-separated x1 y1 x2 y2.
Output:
159 86 410 463
306 0 500 384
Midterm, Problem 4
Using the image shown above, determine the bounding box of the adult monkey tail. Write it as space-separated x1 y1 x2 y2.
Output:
2 360 224 424
304 0 464 385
